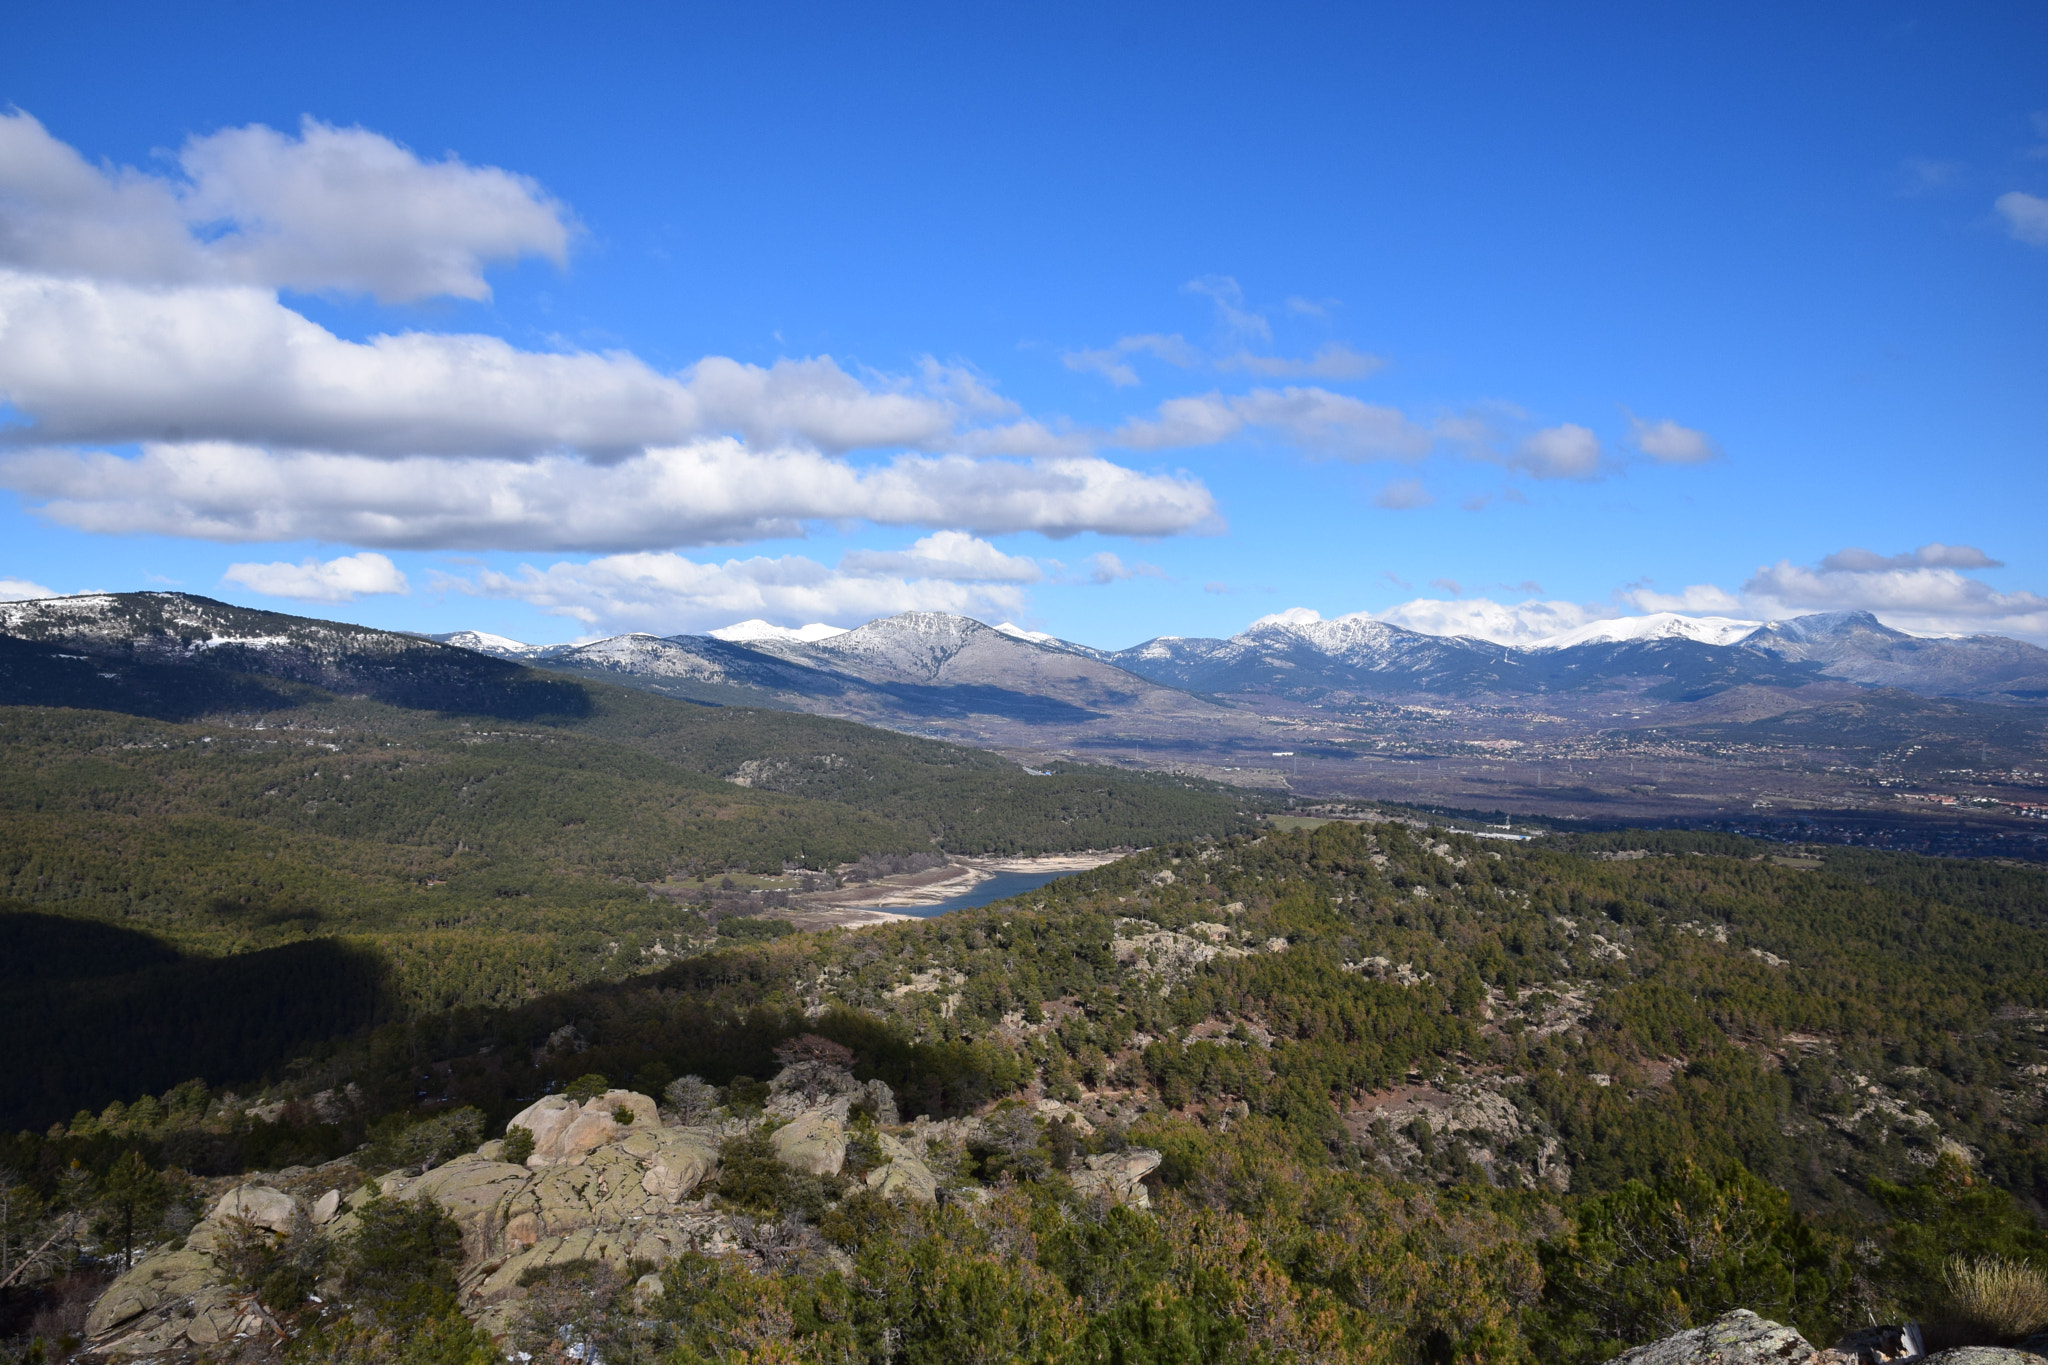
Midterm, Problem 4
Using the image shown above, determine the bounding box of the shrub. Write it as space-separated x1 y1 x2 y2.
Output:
711 1131 828 1219
564 1073 611 1103
717 916 793 941
360 1107 485 1172
500 1125 535 1165
1937 1256 2048 1345
215 1208 329 1315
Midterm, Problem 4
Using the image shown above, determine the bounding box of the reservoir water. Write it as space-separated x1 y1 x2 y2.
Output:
893 867 1080 918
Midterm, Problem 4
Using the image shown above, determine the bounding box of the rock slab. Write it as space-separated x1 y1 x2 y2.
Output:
1604 1311 1816 1365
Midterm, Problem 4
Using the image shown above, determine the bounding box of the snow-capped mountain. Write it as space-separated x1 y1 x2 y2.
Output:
1741 611 2048 696
429 629 564 659
708 619 850 644
0 592 584 719
1107 610 1539 695
1528 613 1763 650
426 605 2048 714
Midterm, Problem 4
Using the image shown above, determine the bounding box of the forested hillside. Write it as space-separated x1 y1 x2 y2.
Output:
8 822 2048 1363
0 669 1257 1128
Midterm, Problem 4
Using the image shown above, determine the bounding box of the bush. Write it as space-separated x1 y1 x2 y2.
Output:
711 1130 828 1219
360 1107 485 1173
1537 1161 1848 1364
564 1073 611 1102
500 1125 535 1165
1937 1256 2048 1345
717 916 793 942
215 1208 329 1315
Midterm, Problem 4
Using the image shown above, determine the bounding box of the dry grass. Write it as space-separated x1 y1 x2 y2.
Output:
1933 1255 2048 1346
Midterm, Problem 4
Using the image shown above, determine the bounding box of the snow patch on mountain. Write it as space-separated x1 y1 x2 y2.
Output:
1529 613 1763 650
436 630 556 658
993 622 1057 644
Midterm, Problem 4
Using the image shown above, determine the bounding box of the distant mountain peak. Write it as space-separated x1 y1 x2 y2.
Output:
431 629 557 659
1749 610 1902 644
1530 613 1763 650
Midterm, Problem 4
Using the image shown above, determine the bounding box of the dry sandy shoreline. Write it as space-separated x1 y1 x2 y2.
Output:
780 849 1131 931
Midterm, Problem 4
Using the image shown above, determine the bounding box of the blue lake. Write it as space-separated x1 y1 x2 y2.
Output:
892 868 1080 918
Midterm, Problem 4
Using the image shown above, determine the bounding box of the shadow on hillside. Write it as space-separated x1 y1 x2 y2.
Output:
0 908 395 1132
0 633 592 724
873 682 1105 724
0 635 307 721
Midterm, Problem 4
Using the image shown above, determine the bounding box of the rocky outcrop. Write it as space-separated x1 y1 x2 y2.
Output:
1605 1313 2048 1365
1070 1148 1162 1208
864 1132 938 1203
1604 1310 1819 1365
507 1089 660 1166
83 1084 1142 1352
1350 1080 1570 1192
83 1182 302 1355
772 1111 847 1176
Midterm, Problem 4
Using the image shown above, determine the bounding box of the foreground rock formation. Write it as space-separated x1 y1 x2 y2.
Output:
1604 1310 2048 1365
80 1066 1159 1356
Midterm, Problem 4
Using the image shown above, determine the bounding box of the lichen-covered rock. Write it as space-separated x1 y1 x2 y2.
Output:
866 1155 938 1202
1922 1351 2048 1365
637 1129 720 1202
864 1133 938 1202
508 1089 659 1166
83 1246 217 1338
1070 1148 1162 1209
184 1182 299 1253
378 1152 538 1258
1603 1310 1816 1365
772 1111 847 1176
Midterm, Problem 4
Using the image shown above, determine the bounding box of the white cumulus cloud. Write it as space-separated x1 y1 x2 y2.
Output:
445 549 1032 635
0 576 56 600
0 271 1013 459
1744 545 2048 639
1372 597 1612 646
1627 414 1720 465
1 439 1218 551
838 531 1042 582
0 110 570 302
1819 542 2002 572
221 551 409 602
0 114 1222 558
1507 423 1603 480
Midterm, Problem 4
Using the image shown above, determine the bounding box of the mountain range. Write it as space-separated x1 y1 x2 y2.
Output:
441 606 2048 708
6 592 2048 825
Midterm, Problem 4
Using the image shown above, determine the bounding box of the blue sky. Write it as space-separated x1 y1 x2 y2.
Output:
1 1 2044 649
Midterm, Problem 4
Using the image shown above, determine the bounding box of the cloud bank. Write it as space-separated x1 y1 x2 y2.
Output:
443 536 1038 634
0 112 1218 564
1261 542 2047 648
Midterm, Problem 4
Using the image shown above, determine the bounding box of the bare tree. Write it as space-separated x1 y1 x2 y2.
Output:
663 1075 720 1125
